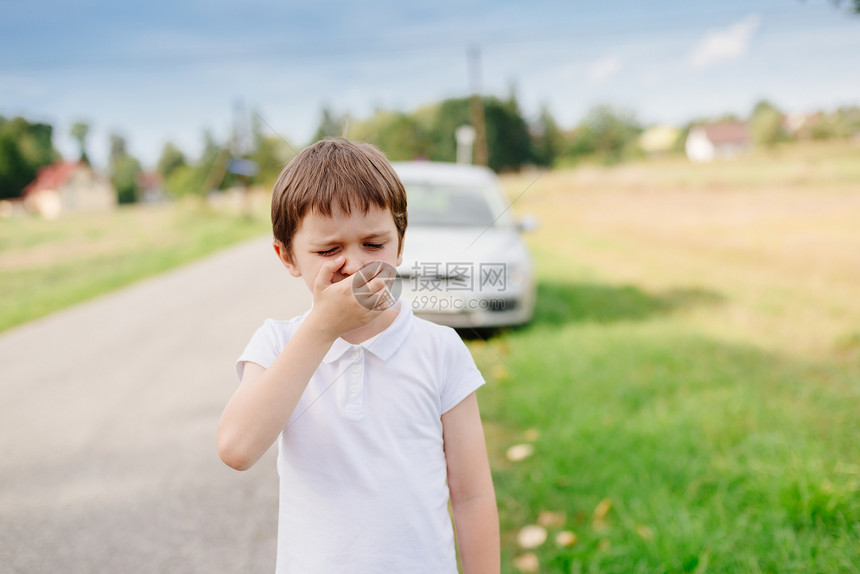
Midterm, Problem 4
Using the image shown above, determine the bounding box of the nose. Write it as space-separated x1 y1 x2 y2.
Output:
339 246 369 277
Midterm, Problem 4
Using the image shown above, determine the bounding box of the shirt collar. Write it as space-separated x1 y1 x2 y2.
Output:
321 301 413 364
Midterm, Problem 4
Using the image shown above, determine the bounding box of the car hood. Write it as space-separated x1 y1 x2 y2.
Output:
397 226 530 276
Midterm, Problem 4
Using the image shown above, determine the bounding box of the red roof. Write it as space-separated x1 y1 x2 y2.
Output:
137 171 162 188
22 161 83 196
699 122 750 145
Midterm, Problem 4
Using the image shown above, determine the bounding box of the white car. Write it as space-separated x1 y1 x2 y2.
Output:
392 161 537 329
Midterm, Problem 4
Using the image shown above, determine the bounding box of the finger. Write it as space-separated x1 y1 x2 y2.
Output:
367 278 394 307
354 263 395 292
354 261 384 286
370 287 395 311
363 277 389 296
353 277 394 311
351 277 383 308
314 256 344 290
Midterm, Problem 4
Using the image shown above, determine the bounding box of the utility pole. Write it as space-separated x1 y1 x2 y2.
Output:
467 45 489 167
232 98 256 219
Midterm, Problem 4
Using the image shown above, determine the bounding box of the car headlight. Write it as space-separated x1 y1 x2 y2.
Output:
508 265 529 289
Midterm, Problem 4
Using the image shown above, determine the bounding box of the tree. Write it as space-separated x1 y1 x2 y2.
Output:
424 96 535 171
163 164 201 198
350 110 431 161
563 105 641 164
156 142 187 180
249 112 295 186
426 98 472 163
749 100 784 147
531 105 564 167
482 94 535 171
197 130 231 193
108 133 141 204
109 133 127 161
70 121 91 164
377 112 431 161
809 106 860 140
832 0 860 14
312 106 346 142
0 115 58 200
162 130 237 199
162 130 230 198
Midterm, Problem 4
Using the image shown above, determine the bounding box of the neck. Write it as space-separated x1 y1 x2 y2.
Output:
341 304 399 344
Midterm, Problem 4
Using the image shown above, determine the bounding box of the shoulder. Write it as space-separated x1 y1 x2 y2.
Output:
258 314 305 336
251 311 309 342
404 314 477 369
239 313 307 357
235 313 307 380
408 314 462 347
406 316 485 413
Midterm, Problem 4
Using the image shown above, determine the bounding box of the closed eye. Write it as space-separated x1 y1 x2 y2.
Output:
365 243 384 250
316 247 339 256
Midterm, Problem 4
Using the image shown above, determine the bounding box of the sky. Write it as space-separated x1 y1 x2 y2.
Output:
1 0 858 169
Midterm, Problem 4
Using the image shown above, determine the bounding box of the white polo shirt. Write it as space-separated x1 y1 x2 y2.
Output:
235 302 485 574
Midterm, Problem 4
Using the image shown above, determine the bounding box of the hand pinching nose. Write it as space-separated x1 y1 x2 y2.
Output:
351 261 402 311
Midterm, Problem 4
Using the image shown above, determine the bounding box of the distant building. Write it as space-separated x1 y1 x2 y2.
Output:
22 161 116 219
782 112 821 140
137 171 167 204
639 125 681 155
685 121 751 163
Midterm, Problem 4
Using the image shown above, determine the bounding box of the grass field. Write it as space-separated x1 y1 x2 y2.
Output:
477 141 860 572
0 193 271 333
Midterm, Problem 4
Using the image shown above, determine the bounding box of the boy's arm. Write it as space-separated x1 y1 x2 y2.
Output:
442 392 500 574
217 319 336 471
217 256 388 471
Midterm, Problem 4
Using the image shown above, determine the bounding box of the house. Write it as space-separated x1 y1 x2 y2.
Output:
137 171 167 204
685 121 751 163
22 161 116 219
783 112 821 140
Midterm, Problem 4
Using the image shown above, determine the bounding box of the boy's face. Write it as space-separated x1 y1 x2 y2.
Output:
274 203 403 290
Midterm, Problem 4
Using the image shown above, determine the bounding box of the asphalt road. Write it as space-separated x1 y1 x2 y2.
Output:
0 235 312 573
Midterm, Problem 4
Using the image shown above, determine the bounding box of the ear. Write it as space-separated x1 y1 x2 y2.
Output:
273 240 302 278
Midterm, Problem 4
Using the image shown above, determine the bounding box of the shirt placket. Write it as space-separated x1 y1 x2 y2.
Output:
343 345 364 417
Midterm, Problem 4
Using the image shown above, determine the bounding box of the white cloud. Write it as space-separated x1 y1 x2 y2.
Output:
586 56 622 86
687 13 761 70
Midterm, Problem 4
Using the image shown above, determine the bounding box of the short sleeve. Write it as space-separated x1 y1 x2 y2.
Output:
235 319 283 382
439 329 486 414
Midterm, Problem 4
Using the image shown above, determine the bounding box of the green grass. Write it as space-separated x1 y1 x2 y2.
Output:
475 323 858 572
0 197 271 332
474 142 860 572
472 276 860 573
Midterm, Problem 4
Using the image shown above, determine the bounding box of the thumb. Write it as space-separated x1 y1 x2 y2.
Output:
314 256 344 290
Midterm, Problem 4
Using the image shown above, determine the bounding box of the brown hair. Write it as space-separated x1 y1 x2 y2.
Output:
271 138 408 258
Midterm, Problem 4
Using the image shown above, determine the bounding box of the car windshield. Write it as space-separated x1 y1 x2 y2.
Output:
404 182 510 227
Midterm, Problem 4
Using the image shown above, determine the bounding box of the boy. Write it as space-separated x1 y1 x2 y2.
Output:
218 138 500 574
